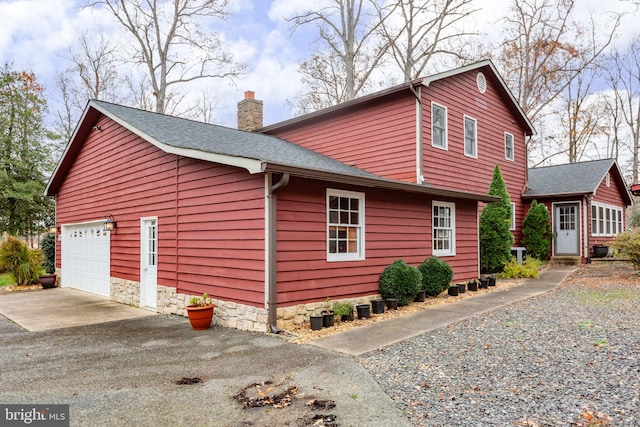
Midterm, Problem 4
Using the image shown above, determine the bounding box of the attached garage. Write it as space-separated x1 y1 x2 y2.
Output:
61 222 110 297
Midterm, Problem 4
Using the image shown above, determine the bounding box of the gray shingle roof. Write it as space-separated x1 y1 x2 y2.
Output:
92 100 380 180
525 159 616 197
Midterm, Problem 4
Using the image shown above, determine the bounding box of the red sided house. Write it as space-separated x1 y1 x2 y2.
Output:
46 60 535 332
524 159 632 261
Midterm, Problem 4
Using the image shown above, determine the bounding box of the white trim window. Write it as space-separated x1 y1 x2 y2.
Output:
504 132 514 161
464 116 477 158
432 102 448 150
327 189 365 261
433 201 455 256
591 202 624 236
510 202 516 231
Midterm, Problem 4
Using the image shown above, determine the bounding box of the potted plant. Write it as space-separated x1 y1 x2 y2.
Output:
185 293 216 330
593 244 609 258
38 232 57 289
322 298 334 328
447 285 459 296
467 279 478 291
309 311 324 330
332 301 354 321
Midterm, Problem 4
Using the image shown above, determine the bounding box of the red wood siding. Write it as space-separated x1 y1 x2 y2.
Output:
264 93 418 182
275 177 479 306
55 115 266 307
423 71 528 244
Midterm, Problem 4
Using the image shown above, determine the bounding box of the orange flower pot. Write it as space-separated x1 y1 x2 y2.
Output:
185 304 215 330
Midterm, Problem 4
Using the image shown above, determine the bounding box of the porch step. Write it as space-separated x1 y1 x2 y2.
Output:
550 256 581 266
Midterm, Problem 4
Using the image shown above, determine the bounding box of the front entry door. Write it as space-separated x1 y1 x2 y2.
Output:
140 218 158 309
555 204 579 255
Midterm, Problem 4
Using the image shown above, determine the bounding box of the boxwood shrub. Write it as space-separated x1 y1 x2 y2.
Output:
379 259 422 306
418 256 453 297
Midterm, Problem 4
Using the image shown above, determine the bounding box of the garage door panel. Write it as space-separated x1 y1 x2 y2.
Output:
62 223 110 297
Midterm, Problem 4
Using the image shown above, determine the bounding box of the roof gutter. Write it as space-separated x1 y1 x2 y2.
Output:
267 172 290 334
261 162 499 203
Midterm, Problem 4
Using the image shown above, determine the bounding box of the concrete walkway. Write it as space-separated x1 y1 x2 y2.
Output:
310 266 575 356
0 287 156 331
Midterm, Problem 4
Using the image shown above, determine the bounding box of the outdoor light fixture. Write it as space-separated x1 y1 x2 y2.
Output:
103 214 116 232
49 225 60 234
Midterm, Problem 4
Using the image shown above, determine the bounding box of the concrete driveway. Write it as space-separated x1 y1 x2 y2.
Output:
0 288 410 426
0 287 156 331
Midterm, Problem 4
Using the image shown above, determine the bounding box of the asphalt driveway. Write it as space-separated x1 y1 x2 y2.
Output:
0 290 410 427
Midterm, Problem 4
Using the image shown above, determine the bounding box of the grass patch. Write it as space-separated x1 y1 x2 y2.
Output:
0 272 15 287
571 290 640 306
590 338 609 347
504 319 521 327
577 320 594 329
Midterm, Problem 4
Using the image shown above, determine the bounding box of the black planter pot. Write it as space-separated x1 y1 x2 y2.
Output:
322 310 334 328
38 274 57 289
488 276 496 287
478 278 489 289
356 304 371 319
414 290 426 302
371 299 385 314
448 286 459 296
341 313 354 322
457 283 466 293
467 280 478 291
386 298 399 310
593 245 609 258
310 315 323 330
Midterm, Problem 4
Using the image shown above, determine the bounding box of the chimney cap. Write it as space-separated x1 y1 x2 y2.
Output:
244 91 255 99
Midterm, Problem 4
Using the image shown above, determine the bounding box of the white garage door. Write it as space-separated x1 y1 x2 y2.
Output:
61 222 110 297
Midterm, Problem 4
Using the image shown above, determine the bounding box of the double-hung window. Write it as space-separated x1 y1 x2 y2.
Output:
464 116 477 158
327 189 365 261
433 201 455 256
432 103 447 149
505 132 514 161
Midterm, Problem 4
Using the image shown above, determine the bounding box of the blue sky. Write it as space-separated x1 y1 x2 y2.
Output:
0 0 636 130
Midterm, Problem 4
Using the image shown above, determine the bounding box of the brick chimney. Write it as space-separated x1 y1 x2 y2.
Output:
237 91 263 131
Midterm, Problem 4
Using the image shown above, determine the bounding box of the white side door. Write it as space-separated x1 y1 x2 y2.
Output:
555 204 579 255
140 217 158 309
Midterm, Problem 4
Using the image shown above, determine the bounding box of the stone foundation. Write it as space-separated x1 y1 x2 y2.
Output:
103 277 378 333
276 294 382 330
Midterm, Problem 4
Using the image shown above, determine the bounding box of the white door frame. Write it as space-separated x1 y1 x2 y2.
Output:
140 217 158 309
552 201 581 256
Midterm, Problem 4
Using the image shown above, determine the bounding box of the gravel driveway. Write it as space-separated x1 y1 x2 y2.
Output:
359 264 640 426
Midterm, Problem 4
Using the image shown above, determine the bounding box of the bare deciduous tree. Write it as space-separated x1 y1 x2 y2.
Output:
290 0 388 110
89 0 243 114
376 0 479 82
497 0 620 160
606 37 640 183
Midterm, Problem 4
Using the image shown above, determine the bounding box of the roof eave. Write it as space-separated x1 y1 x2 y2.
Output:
262 163 499 202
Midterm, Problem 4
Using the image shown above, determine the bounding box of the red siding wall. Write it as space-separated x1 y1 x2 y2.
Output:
275 177 479 306
265 93 418 182
423 71 528 244
55 115 266 307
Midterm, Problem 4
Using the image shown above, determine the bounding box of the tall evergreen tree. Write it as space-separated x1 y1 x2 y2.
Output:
521 200 552 259
0 65 54 237
479 165 514 273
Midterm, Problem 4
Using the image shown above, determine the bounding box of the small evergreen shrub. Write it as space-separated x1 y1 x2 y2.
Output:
41 232 56 274
0 236 42 286
379 259 422 306
332 301 353 317
418 256 453 297
521 200 551 260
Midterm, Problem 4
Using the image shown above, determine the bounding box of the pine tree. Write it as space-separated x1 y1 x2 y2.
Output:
522 200 551 260
479 165 514 273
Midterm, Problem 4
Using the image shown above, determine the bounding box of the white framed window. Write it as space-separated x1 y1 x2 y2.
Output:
464 116 477 158
432 102 448 150
433 201 455 256
591 202 624 236
327 189 365 261
510 202 516 231
505 132 514 161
